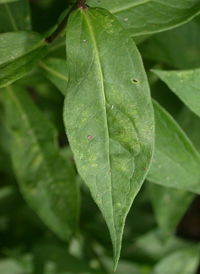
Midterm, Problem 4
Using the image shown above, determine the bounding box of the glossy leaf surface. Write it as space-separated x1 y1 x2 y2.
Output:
64 7 154 270
39 58 68 96
87 0 200 37
150 183 194 238
1 85 79 241
147 100 200 194
151 247 199 274
0 31 48 88
0 0 31 32
152 69 200 118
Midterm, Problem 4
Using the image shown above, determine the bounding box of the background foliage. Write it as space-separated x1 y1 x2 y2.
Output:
0 0 200 273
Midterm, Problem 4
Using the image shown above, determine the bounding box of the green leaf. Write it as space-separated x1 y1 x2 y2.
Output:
0 31 48 88
152 69 200 118
1 85 80 241
87 0 200 37
0 0 19 3
139 15 200 69
64 7 154 270
39 58 68 96
151 247 199 274
147 100 200 194
0 0 31 32
150 183 194 238
0 255 33 274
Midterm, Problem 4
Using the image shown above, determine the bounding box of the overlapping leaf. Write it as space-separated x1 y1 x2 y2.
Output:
0 0 31 32
64 7 154 270
150 183 194 238
152 69 200 117
87 0 200 37
0 31 48 88
147 100 200 194
1 85 79 241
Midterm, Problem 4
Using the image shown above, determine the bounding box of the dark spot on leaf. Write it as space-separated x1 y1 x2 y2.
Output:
132 79 139 84
146 131 150 134
143 167 146 170
87 135 93 140
109 170 111 174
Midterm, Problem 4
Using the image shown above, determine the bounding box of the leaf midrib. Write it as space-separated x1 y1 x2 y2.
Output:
83 9 116 243
5 3 18 31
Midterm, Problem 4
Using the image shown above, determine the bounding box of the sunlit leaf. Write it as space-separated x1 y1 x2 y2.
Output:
64 7 154 270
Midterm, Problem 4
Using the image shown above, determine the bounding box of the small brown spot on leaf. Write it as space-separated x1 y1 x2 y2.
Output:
109 170 111 174
143 167 146 170
87 135 93 140
146 131 150 134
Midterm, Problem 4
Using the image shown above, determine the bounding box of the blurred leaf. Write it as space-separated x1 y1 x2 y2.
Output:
151 247 199 274
0 0 19 2
46 37 66 59
64 7 154 270
139 15 200 69
122 229 192 265
0 0 31 33
147 100 200 194
39 58 68 96
150 184 195 238
0 31 48 88
177 106 200 153
152 69 200 117
0 254 33 274
87 0 200 37
1 85 80 241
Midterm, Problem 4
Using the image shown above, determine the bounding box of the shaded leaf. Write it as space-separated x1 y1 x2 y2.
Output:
0 31 48 88
147 100 200 194
1 85 79 241
64 7 154 270
150 183 195 238
0 0 31 33
151 247 199 274
139 15 200 69
87 0 200 37
39 58 68 96
0 255 33 274
152 69 200 118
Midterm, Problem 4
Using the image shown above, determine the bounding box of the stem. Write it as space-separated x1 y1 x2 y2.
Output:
45 0 87 44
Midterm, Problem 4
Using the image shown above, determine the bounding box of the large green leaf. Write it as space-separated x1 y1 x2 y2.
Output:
39 58 68 96
0 0 31 32
87 0 200 37
151 247 199 274
0 31 48 88
139 15 200 69
1 85 80 241
152 69 200 118
150 183 194 238
147 100 200 194
64 7 154 270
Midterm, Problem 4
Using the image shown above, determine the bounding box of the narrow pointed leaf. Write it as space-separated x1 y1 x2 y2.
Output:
150 183 194 238
87 0 200 37
1 85 80 241
0 0 31 33
147 100 200 194
39 58 68 96
151 247 199 274
0 31 48 88
152 69 200 118
64 7 154 270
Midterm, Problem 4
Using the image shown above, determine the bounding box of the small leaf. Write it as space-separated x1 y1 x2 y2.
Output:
39 58 68 96
0 0 19 3
151 247 199 274
87 0 200 37
152 69 200 118
64 7 154 270
139 16 200 69
150 183 195 238
147 100 200 194
0 31 48 88
1 85 80 241
0 0 31 32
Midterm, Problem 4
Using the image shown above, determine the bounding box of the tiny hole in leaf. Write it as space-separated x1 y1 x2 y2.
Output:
132 79 139 84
